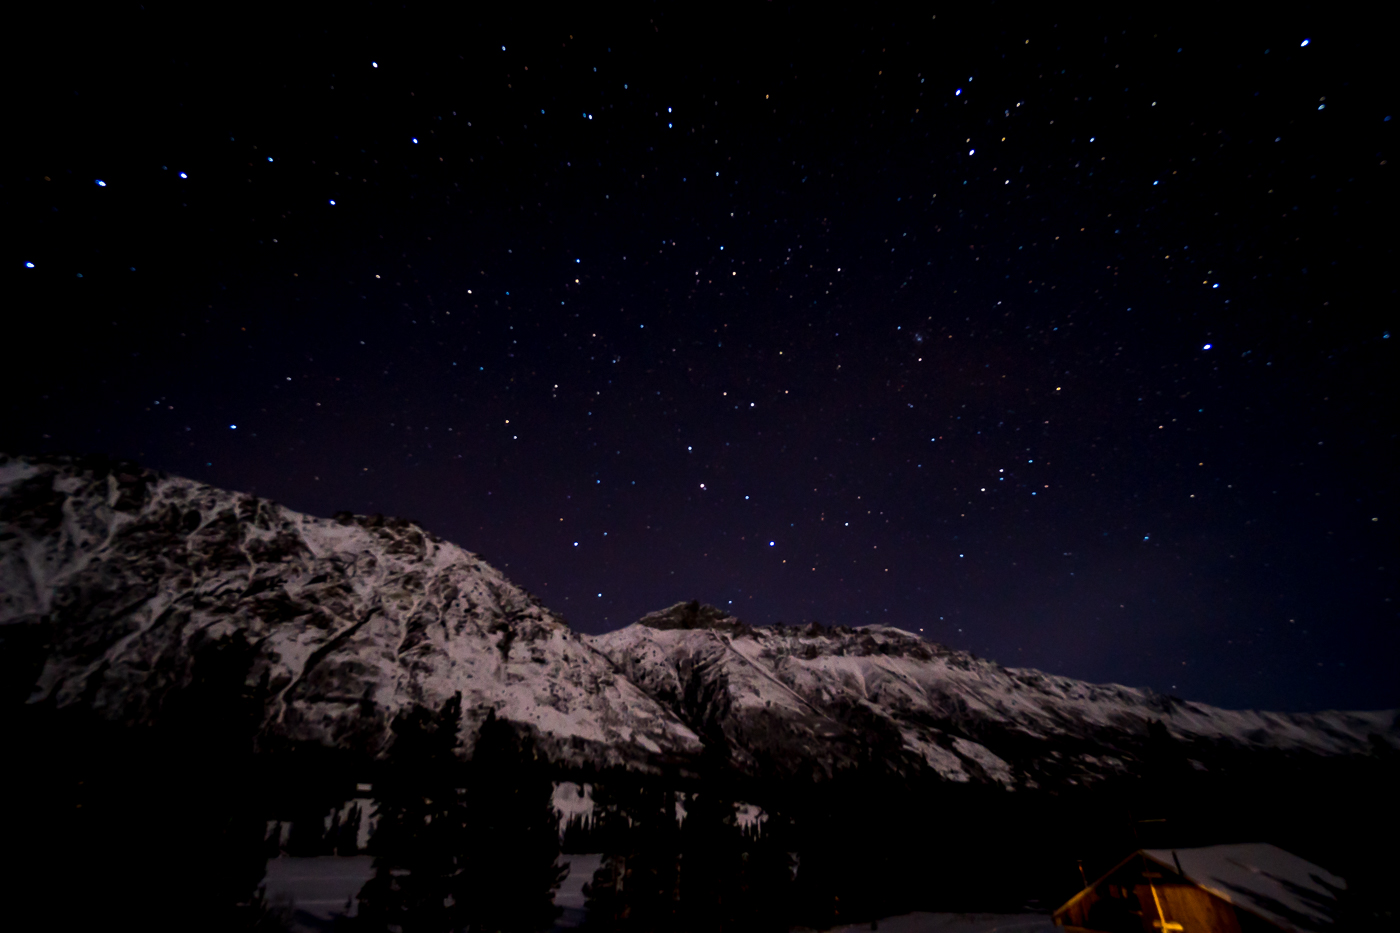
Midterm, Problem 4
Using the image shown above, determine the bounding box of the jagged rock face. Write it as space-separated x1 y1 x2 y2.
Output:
2 455 1394 788
595 604 1400 786
635 599 752 635
0 455 702 768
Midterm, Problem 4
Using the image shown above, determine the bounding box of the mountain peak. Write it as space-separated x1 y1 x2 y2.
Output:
636 600 751 635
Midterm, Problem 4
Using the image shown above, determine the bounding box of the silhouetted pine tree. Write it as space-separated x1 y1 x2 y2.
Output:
788 770 893 928
3 631 277 932
578 779 631 929
286 800 330 856
677 787 739 929
165 632 277 931
333 802 364 855
354 693 470 933
728 803 795 932
457 709 566 932
581 781 682 931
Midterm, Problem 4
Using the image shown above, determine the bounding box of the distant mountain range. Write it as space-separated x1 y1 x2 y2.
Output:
3 453 1394 789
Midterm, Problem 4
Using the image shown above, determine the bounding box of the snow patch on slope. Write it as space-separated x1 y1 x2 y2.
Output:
552 781 595 838
951 737 1014 787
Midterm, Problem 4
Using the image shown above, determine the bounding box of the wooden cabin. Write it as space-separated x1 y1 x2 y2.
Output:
1053 843 1345 933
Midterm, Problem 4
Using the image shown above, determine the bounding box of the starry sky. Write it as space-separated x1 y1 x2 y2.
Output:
4 7 1394 712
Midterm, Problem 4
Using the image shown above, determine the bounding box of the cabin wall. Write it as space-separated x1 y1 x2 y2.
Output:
1147 884 1242 933
1056 877 1248 932
1055 890 1095 927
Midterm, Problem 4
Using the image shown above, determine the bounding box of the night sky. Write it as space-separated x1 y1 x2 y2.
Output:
4 7 1394 712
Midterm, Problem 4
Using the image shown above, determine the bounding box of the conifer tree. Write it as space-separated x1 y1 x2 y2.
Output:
171 633 277 930
334 802 364 855
355 693 470 933
457 709 566 932
729 802 794 932
581 781 682 931
677 786 737 928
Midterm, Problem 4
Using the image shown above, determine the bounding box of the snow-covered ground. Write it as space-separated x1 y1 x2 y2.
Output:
813 914 1055 933
260 853 605 932
553 853 605 929
260 854 1054 933
260 851 1052 930
262 855 373 931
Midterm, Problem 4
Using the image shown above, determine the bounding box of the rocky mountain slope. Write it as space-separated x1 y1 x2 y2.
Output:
595 601 1397 786
0 454 701 769
2 454 1394 788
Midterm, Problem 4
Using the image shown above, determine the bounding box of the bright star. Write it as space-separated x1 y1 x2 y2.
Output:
95 180 106 187
1203 343 1212 350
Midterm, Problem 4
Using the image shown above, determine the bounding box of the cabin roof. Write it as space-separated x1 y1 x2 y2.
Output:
1140 843 1345 933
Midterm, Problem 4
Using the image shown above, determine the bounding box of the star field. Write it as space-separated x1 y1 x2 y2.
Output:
3 7 1394 711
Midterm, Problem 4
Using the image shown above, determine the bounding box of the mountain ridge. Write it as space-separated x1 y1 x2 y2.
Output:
2 453 1394 789
0 453 702 772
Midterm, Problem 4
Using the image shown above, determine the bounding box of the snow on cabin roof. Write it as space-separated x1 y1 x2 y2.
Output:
1142 843 1345 933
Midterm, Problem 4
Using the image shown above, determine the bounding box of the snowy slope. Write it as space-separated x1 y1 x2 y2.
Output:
0 454 700 767
2 455 1393 787
593 602 1397 785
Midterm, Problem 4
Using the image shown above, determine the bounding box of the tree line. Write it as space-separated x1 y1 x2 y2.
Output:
4 623 1395 931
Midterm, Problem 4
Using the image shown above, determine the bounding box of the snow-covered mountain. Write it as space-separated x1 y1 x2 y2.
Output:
0 454 701 769
2 454 1394 788
595 601 1397 786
